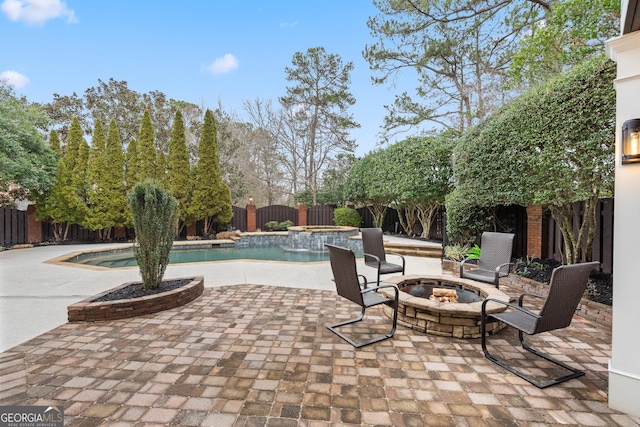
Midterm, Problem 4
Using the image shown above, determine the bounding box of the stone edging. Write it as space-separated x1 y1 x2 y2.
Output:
67 276 204 322
441 260 612 327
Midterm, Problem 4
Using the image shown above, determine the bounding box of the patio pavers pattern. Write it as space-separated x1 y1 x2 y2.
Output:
1 284 639 426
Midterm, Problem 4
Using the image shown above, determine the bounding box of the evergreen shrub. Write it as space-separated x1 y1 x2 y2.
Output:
127 180 178 290
333 207 361 227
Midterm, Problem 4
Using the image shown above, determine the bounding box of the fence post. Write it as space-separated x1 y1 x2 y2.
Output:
526 205 543 258
247 203 256 232
26 204 42 244
297 204 307 226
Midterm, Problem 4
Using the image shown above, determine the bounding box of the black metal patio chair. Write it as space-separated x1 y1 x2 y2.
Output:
325 244 399 348
460 232 515 289
361 228 405 286
480 261 600 388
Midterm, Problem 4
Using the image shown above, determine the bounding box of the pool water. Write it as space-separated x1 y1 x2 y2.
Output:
67 245 362 268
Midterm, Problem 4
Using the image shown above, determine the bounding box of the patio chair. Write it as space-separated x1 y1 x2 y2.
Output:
480 261 599 388
460 232 515 289
325 244 399 348
361 228 405 286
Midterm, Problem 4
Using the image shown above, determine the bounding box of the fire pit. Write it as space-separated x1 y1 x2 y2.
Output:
379 275 510 338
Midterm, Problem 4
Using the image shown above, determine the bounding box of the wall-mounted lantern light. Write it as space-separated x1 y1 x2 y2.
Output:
248 197 254 204
622 118 640 164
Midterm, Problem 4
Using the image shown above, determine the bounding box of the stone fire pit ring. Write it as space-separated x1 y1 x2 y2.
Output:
378 274 510 338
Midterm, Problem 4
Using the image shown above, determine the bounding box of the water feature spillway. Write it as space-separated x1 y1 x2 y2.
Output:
284 226 359 251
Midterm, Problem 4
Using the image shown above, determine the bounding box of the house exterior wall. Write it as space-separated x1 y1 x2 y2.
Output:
606 28 640 418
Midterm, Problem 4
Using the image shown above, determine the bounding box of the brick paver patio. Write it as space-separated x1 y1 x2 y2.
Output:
1 283 639 426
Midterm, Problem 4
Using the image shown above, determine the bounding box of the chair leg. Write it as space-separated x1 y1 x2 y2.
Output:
481 319 584 388
327 303 398 349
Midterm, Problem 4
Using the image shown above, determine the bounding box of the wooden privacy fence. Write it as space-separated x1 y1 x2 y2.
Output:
1 207 27 247
307 205 335 225
255 205 298 230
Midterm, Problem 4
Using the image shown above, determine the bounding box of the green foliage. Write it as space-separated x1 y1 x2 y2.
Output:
85 119 128 239
137 109 157 182
507 0 620 88
127 180 178 290
264 221 279 232
444 244 469 262
190 110 233 235
450 55 616 262
344 149 393 227
125 139 138 189
466 244 481 260
167 110 193 230
333 207 361 227
0 82 56 204
279 220 294 230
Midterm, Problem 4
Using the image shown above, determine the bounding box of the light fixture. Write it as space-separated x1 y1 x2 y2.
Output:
248 197 254 204
621 118 640 164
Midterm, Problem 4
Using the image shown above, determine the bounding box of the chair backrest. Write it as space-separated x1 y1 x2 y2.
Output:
536 261 600 333
477 232 515 271
326 244 364 307
361 228 386 263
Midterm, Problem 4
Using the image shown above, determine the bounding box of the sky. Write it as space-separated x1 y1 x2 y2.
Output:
1 0 425 156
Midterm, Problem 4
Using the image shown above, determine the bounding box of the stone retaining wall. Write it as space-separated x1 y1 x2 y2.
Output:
67 276 204 322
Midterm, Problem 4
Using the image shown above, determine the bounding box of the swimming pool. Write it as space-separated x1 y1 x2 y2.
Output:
65 244 363 268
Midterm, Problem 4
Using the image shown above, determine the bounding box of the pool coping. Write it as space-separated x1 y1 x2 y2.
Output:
44 239 338 270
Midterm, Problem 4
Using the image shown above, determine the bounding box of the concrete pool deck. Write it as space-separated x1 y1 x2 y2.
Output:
0 236 442 352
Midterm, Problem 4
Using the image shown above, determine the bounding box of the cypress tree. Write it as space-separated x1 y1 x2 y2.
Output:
137 109 157 181
85 119 128 239
48 130 61 155
63 117 88 228
166 110 193 233
86 119 107 192
125 139 138 189
190 109 232 236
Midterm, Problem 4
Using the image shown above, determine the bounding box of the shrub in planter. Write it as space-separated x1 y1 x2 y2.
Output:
127 180 178 290
279 220 294 230
264 221 279 231
334 207 361 227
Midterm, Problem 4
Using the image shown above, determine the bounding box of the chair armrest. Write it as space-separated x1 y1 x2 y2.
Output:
386 252 405 268
363 284 399 300
494 262 513 278
460 257 477 276
481 298 542 320
518 292 546 307
358 274 369 290
363 252 381 267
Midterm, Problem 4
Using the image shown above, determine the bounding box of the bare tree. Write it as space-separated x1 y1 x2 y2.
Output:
365 0 550 136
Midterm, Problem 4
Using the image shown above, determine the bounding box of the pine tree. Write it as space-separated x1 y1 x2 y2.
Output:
137 109 157 181
166 110 193 233
125 139 138 189
190 109 232 236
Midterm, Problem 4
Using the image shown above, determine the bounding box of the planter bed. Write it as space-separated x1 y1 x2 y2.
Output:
67 276 204 322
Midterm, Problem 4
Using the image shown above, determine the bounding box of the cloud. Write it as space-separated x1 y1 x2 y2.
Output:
0 70 30 88
1 0 78 25
279 21 298 28
204 54 239 75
